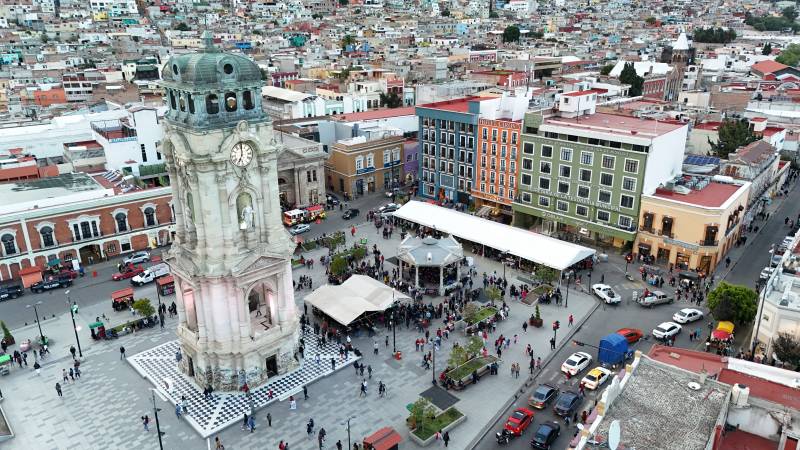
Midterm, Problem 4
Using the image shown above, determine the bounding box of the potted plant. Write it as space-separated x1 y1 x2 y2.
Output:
1 320 14 346
529 305 543 328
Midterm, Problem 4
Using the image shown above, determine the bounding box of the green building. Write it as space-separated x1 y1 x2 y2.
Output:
512 93 688 247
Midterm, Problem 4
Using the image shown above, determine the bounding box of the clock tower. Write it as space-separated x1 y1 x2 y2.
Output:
160 32 300 390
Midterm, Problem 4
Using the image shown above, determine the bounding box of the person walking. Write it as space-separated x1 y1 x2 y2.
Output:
34 361 41 376
529 358 535 374
62 368 69 384
266 412 272 427
367 365 372 379
241 413 249 431
55 382 62 397
568 314 574 327
304 385 309 400
247 414 255 433
142 415 150 431
120 346 126 360
443 431 450 447
70 345 76 360
550 337 556 350
215 436 224 450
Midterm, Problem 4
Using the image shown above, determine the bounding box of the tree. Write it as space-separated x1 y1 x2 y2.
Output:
379 92 403 108
464 336 484 358
706 282 758 325
132 298 156 318
537 267 558 285
341 34 356 50
441 8 450 16
783 6 798 22
708 118 756 159
776 43 800 67
175 22 190 32
463 302 480 323
1 320 13 344
693 27 736 44
448 344 468 367
762 42 773 55
408 398 436 430
485 286 502 305
330 256 348 276
502 25 521 43
773 333 800 369
645 16 657 25
41 34 49 43
618 62 644 97
489 11 499 18
600 63 615 76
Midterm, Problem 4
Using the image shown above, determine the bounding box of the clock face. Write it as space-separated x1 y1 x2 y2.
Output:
231 142 254 167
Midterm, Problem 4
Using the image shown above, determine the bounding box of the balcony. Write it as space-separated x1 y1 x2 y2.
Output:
639 226 655 234
699 240 719 247
658 230 674 239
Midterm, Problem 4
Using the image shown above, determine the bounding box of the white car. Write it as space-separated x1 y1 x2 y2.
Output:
591 284 622 304
673 308 704 324
123 251 151 265
560 351 593 376
581 367 612 390
759 267 774 280
379 203 400 212
289 224 311 235
652 322 682 340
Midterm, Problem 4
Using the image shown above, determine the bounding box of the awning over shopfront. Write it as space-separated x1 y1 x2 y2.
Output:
304 275 411 326
393 201 595 271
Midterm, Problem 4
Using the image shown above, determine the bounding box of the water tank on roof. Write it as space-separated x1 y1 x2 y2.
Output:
731 383 750 407
712 175 734 184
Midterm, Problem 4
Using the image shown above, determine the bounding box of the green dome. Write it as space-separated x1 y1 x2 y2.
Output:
161 31 261 88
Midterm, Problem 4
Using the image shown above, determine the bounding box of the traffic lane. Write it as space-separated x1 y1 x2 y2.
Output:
476 298 710 450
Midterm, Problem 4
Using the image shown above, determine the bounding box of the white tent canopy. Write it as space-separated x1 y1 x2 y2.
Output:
303 275 412 326
393 201 595 271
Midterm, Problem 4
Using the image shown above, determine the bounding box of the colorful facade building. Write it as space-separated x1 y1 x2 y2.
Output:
472 117 522 219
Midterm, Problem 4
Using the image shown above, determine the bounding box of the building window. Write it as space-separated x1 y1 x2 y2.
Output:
1 234 16 255
522 158 533 171
144 207 157 226
560 148 572 161
556 200 569 212
521 192 532 203
540 161 551 174
539 196 550 207
577 185 590 198
188 94 195 113
597 210 610 222
576 205 588 217
598 190 612 204
618 215 632 229
541 145 552 158
224 92 237 112
80 221 92 239
383 150 390 164
622 177 636 191
601 155 615 169
243 90 255 110
559 165 571 178
115 213 128 232
579 168 591 182
600 173 614 187
206 94 219 114
40 226 55 247
539 177 550 190
521 174 532 186
140 144 148 163
620 195 634 209
580 151 593 165
624 159 639 173
523 142 534 154
558 181 569 194
366 153 374 167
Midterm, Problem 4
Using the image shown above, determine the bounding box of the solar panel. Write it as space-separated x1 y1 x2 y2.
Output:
684 155 720 166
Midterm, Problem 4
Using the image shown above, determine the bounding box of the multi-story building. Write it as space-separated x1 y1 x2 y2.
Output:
721 139 780 207
472 117 521 219
513 90 689 247
325 134 405 196
634 176 750 274
416 94 529 204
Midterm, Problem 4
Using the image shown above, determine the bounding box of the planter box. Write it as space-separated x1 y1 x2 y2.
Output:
529 318 543 328
445 355 498 387
409 409 466 447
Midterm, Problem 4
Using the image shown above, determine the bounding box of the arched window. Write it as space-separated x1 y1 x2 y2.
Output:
187 94 195 113
169 91 176 109
224 92 237 112
115 213 128 232
243 90 254 110
206 94 219 114
144 207 156 227
1 234 16 255
40 226 55 247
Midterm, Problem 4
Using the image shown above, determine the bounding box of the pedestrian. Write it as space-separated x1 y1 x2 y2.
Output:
529 359 535 374
336 440 343 450
367 365 372 379
62 368 69 383
373 340 379 355
241 413 249 431
267 412 272 427
536 357 542 370
331 357 336 371
215 436 224 450
568 314 574 327
55 382 62 397
120 346 126 360
70 345 76 360
385 336 389 347
248 414 255 433
522 321 528 333
142 415 150 431
176 403 182 419
69 367 75 381
34 361 41 376
550 337 556 350
443 431 450 447
181 395 188 416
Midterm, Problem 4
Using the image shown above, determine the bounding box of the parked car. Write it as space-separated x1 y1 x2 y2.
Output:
343 208 360 220
616 328 643 344
378 203 400 217
591 283 622 304
637 290 673 308
123 251 151 266
503 407 535 436
770 254 783 268
530 422 561 450
112 266 144 281
652 321 682 340
131 263 170 286
560 352 592 376
553 391 582 417
57 269 80 280
673 308 704 324
759 267 775 280
0 285 24 301
289 223 311 235
30 277 72 293
581 367 612 390
326 193 340 205
529 384 559 409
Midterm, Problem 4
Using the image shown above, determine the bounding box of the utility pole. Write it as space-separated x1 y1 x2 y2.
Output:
66 291 82 358
152 391 165 450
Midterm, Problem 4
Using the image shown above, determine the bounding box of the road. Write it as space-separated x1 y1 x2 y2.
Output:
0 191 397 330
474 177 800 450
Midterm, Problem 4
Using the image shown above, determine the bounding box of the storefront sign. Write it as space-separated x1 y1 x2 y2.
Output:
663 236 698 252
356 167 375 175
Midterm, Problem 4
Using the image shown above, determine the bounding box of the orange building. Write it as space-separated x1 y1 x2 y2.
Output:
33 88 67 107
472 118 521 221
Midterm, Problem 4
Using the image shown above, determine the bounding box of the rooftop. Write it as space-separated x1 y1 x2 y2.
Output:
416 96 498 113
0 172 113 216
751 60 789 75
334 106 416 122
718 368 800 411
594 357 728 450
544 112 686 139
717 430 777 450
397 235 463 267
652 179 746 208
729 140 776 165
562 88 607 97
647 345 727 376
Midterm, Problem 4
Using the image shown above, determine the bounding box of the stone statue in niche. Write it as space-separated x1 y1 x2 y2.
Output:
237 192 255 230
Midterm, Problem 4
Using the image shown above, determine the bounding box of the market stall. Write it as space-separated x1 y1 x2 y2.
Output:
304 275 411 327
112 287 134 311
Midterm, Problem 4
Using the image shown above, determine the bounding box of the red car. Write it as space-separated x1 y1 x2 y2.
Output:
58 269 79 280
112 267 144 281
504 407 535 436
617 328 643 344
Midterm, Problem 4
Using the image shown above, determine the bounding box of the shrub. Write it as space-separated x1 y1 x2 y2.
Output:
132 298 155 317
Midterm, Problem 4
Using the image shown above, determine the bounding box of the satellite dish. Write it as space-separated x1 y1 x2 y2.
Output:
608 420 621 450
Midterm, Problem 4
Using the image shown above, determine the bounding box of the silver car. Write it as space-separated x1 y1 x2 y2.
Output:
637 290 673 308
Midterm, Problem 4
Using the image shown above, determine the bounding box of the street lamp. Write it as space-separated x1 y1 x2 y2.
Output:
151 390 165 449
65 290 83 358
564 272 571 309
26 301 45 344
430 340 437 385
342 415 356 450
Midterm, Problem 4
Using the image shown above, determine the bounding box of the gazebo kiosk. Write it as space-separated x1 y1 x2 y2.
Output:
398 235 464 295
